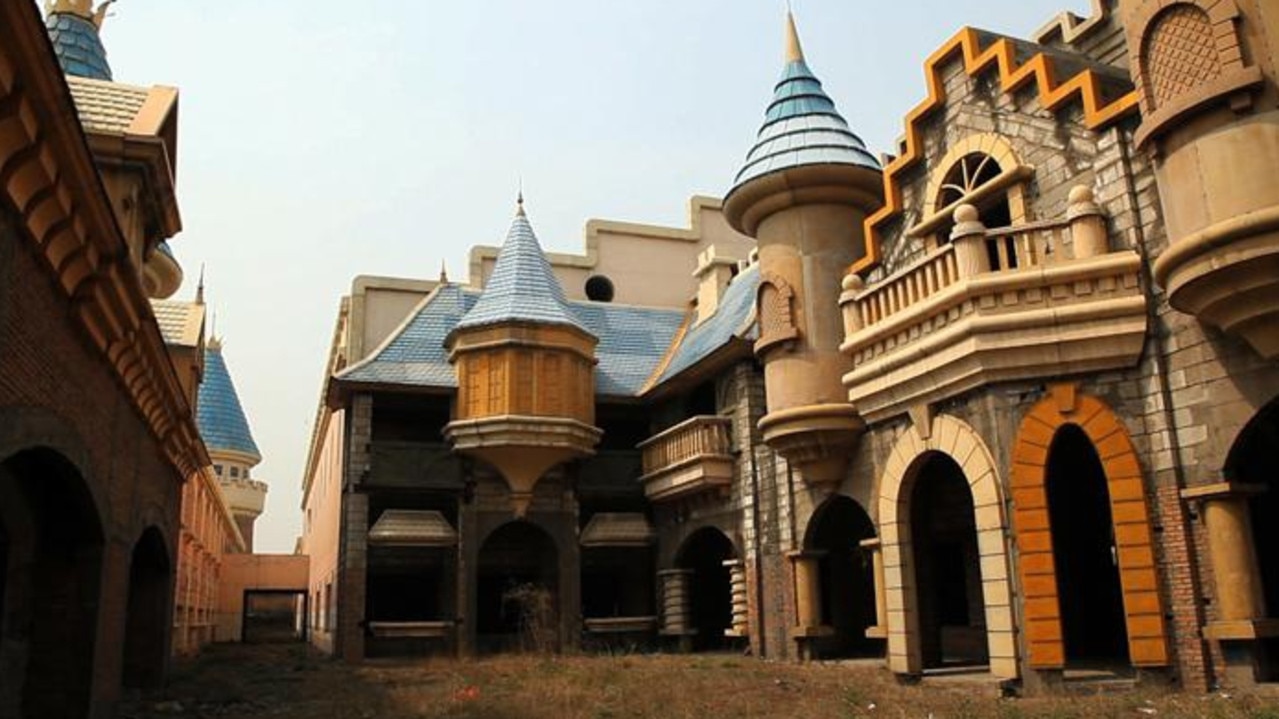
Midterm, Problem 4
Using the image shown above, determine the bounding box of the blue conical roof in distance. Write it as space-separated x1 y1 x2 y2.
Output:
197 342 261 461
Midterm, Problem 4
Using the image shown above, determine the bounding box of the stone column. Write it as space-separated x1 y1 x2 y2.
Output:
725 559 749 637
788 551 825 630
860 537 888 639
1182 482 1279 684
659 569 694 650
949 204 989 278
1066 185 1108 259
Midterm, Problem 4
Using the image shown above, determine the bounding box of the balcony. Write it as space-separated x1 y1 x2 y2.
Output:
840 186 1147 424
638 416 734 502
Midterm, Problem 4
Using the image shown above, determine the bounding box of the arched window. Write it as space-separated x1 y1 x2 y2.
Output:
754 274 799 356
935 152 1014 247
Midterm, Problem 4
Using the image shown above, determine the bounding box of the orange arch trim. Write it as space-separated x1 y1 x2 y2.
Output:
1010 385 1170 669
850 27 1141 277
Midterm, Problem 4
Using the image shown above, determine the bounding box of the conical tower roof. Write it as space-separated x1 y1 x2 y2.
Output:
45 1 113 81
197 340 261 462
729 12 879 194
454 198 590 336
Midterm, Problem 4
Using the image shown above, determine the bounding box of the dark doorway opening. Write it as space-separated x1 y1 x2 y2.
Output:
677 527 735 652
805 496 882 659
1232 398 1279 680
0 521 7 646
123 527 172 691
243 590 307 644
0 449 105 719
1047 425 1128 666
477 521 558 653
910 453 988 669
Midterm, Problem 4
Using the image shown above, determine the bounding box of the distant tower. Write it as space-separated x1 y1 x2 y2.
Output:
722 11 884 485
444 196 602 516
197 336 267 550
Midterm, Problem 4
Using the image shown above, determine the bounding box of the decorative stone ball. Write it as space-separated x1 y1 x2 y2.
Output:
1068 185 1095 206
954 203 980 224
842 273 865 292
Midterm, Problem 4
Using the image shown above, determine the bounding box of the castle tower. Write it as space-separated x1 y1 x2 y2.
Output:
444 197 602 516
44 0 186 300
197 336 267 550
722 12 883 485
1120 0 1279 358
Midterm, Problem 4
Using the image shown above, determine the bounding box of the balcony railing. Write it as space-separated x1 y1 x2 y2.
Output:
840 186 1147 424
638 416 734 502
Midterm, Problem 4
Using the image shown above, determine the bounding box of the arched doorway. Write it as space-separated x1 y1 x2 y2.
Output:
0 448 104 718
477 521 558 653
910 453 987 669
676 527 735 652
122 527 172 691
804 496 880 658
1230 397 1279 678
1047 425 1128 665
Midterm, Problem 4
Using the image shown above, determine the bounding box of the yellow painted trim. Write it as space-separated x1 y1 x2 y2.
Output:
851 27 1141 277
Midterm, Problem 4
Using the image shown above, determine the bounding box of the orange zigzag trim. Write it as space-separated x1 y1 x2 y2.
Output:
851 27 1141 276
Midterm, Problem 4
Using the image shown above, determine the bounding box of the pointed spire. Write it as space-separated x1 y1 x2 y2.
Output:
727 8 879 195
438 260 449 284
784 10 805 64
453 198 589 335
196 264 206 305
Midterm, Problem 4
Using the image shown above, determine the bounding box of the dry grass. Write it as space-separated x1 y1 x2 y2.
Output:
121 644 1279 719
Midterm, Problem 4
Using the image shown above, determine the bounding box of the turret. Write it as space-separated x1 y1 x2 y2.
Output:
722 12 884 486
444 197 602 516
1120 0 1279 358
197 336 267 551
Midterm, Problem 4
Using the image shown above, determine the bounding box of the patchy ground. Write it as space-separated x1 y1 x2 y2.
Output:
121 644 1279 719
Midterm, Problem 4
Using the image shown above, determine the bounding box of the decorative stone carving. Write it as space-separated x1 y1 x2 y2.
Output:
754 273 800 357
1143 5 1222 108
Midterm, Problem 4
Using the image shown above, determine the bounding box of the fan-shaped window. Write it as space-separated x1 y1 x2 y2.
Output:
934 152 1018 268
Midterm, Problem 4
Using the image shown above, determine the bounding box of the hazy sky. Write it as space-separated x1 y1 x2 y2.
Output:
95 0 1092 553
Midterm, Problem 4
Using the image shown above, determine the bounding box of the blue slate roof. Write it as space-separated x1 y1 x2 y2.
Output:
654 264 759 386
454 205 590 335
729 14 878 194
198 345 261 460
46 12 112 81
338 284 686 398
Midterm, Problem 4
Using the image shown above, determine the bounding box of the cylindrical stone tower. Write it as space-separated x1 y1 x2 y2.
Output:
722 12 884 485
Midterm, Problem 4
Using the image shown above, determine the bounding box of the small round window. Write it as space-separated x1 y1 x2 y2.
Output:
585 275 615 303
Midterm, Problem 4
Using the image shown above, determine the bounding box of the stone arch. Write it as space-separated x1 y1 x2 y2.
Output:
476 520 560 653
0 407 107 531
878 414 1017 678
1010 385 1169 669
800 495 882 659
673 526 741 651
754 272 799 356
122 526 172 690
924 133 1026 213
1128 0 1253 125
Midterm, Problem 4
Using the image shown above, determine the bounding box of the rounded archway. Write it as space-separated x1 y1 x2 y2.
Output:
1047 425 1128 665
0 448 104 718
803 496 881 659
676 527 736 652
1230 395 1279 679
909 452 988 669
477 521 559 653
122 527 172 690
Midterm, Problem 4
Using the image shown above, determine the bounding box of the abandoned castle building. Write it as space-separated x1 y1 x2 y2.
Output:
300 0 1279 693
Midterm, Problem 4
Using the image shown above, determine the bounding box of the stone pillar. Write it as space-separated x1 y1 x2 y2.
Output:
659 569 694 650
1183 482 1279 684
950 204 990 278
725 559 749 637
1066 185 1108 258
789 551 824 630
860 537 888 639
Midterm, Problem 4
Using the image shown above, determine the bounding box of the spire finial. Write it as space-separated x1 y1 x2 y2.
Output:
516 179 526 217
439 260 449 284
784 6 805 64
196 263 206 305
46 0 113 28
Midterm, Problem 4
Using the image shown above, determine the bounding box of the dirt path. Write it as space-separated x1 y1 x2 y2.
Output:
120 644 1279 719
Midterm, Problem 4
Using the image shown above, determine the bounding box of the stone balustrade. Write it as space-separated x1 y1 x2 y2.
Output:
840 186 1148 424
638 416 734 502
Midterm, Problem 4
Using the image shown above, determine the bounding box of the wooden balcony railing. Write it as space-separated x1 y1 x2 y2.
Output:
638 416 734 502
